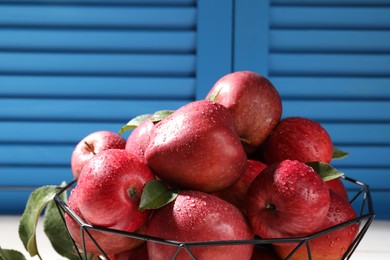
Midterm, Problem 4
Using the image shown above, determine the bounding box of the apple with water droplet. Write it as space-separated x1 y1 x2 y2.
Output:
246 160 331 239
261 117 333 165
274 190 359 259
146 190 254 260
145 100 247 193
206 71 282 154
214 159 267 215
65 187 145 255
125 117 155 162
75 149 155 234
71 130 126 179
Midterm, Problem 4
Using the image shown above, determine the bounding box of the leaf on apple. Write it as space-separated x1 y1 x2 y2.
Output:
43 183 81 260
119 110 173 135
18 185 62 259
332 147 349 160
207 86 223 101
0 246 26 260
149 110 173 123
139 179 179 211
119 114 152 135
305 161 344 182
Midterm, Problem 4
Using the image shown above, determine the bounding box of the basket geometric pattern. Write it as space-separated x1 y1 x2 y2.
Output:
54 175 374 260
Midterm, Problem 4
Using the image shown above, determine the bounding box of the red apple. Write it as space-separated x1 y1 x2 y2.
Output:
274 190 359 260
206 71 282 153
146 190 254 260
246 160 331 239
71 130 126 179
145 100 247 193
76 149 155 233
125 117 154 162
214 159 267 215
262 117 333 165
326 177 349 201
65 187 145 255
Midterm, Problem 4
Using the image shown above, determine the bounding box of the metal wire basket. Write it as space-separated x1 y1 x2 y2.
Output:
54 175 375 260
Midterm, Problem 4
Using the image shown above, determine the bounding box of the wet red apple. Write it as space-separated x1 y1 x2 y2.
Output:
274 190 359 259
145 100 247 193
206 71 282 154
125 117 155 162
65 187 145 255
76 149 155 233
147 190 254 260
262 117 333 165
214 159 267 215
71 130 126 179
246 160 331 239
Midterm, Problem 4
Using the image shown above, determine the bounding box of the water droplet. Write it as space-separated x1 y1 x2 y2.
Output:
203 202 207 206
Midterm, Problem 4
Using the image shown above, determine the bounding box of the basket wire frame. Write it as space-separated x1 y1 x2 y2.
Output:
54 175 375 260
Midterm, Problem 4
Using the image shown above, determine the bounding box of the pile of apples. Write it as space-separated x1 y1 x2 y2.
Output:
66 71 360 260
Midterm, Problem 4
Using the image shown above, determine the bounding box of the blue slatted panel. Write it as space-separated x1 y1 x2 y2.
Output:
0 0 202 214
267 0 390 219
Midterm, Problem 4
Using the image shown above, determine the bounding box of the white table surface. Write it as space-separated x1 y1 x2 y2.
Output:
0 215 389 259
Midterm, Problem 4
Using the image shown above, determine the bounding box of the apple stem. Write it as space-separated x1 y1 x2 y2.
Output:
265 201 276 212
239 137 251 144
84 141 96 155
128 187 139 201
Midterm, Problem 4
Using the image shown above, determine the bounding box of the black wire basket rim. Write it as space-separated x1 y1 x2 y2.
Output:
54 175 375 260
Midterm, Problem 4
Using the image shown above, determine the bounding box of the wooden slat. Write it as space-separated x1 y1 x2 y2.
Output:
0 29 195 53
0 5 196 29
0 76 195 99
0 0 196 4
269 53 390 76
0 167 72 187
322 123 390 145
340 168 390 190
271 77 390 99
0 53 195 76
0 144 73 166
271 0 390 6
0 122 125 143
331 146 390 168
0 190 33 214
270 30 390 53
282 100 390 121
270 6 390 29
0 98 188 121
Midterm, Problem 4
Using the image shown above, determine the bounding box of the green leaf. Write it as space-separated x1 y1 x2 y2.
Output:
150 110 173 122
119 114 152 135
305 161 344 182
139 180 179 211
332 147 349 160
0 247 26 260
207 86 223 101
18 185 60 259
43 183 80 260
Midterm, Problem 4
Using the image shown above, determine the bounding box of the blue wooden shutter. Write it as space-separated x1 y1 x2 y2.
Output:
235 0 390 219
0 0 233 213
